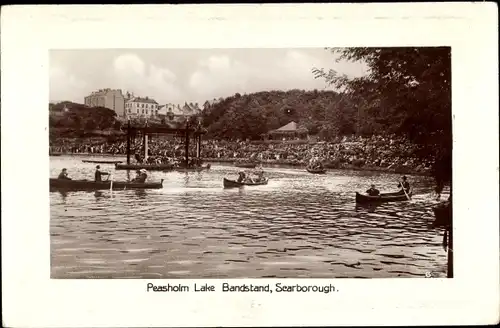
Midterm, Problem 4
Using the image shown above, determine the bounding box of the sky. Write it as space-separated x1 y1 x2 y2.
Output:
49 48 368 105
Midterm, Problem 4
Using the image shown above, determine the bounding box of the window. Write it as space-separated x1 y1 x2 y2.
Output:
146 110 148 115
146 104 148 108
128 109 131 113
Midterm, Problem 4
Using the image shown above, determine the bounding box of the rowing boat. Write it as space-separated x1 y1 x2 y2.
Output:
306 167 326 174
114 163 211 171
82 159 123 164
115 163 174 171
169 164 211 172
50 178 164 191
235 162 257 168
355 189 413 203
223 177 269 188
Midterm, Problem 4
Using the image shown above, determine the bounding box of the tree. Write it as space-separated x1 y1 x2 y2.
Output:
201 90 345 140
312 47 452 186
84 119 97 131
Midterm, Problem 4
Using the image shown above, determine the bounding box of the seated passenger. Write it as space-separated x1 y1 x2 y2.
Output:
133 169 148 183
254 170 265 182
366 184 380 196
132 170 141 182
58 168 72 180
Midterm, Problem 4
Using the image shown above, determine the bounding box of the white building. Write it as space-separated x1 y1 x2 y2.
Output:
125 96 159 119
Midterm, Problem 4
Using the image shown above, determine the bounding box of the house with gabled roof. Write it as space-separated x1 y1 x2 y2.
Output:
264 121 309 140
158 102 201 123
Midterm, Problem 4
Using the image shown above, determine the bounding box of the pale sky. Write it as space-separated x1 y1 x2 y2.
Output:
49 48 368 105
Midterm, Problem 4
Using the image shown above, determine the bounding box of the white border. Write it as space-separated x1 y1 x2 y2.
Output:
2 4 499 327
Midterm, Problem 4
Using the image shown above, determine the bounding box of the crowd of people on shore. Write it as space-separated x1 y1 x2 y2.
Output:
49 134 434 173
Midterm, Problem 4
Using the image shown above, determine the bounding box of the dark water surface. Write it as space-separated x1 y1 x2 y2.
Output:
50 155 448 278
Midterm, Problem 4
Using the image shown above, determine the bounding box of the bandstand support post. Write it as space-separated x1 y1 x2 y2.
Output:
185 122 190 166
196 134 201 158
144 121 149 162
126 119 131 165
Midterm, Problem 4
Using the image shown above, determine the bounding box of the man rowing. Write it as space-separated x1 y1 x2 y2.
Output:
366 184 380 196
397 176 411 195
237 171 246 183
58 168 72 180
94 165 110 182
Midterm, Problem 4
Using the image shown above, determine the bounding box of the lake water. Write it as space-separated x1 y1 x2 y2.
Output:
50 155 449 279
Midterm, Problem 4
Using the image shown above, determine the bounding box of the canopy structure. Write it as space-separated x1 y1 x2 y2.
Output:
124 119 206 165
265 121 309 140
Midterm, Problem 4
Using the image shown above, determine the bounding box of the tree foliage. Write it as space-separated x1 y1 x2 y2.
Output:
49 101 118 131
312 47 452 185
201 89 347 140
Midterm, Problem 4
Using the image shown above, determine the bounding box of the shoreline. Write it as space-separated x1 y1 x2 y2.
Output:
50 152 431 177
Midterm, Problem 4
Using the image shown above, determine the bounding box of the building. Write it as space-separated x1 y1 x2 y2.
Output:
125 96 160 119
158 102 202 123
158 103 182 122
181 102 201 116
84 89 125 117
264 121 309 140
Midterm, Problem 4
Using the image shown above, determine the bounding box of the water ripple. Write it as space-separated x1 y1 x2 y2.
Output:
50 156 448 279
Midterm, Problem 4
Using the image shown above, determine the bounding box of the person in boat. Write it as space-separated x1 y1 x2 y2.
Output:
308 158 316 169
135 153 143 164
131 169 141 182
132 169 148 183
94 165 110 182
308 157 323 170
366 184 380 196
57 168 72 180
253 169 266 183
236 171 246 183
397 176 411 195
244 171 256 184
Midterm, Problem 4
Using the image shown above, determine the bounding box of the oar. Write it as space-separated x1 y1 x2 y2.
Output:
109 174 113 193
399 179 411 200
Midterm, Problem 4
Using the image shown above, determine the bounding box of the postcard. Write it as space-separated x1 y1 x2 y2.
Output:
1 3 499 327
